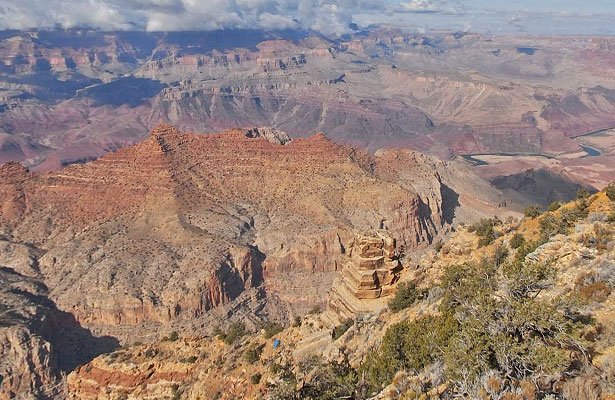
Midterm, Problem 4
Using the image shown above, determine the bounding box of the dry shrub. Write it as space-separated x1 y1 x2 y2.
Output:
578 282 611 303
561 376 601 400
519 379 537 400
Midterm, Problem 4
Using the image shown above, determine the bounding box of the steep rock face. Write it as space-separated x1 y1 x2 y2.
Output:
327 231 403 323
0 326 61 400
0 267 118 400
0 124 479 343
2 30 615 173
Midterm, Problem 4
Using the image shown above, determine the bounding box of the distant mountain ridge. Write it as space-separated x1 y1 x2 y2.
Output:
0 28 614 189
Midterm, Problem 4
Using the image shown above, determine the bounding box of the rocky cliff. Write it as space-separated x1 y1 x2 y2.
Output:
65 188 615 400
1 29 615 185
326 231 402 324
0 124 502 346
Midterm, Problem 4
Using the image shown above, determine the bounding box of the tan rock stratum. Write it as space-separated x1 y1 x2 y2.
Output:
0 124 505 398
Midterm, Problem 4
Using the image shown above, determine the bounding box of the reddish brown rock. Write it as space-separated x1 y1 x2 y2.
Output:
0 124 458 343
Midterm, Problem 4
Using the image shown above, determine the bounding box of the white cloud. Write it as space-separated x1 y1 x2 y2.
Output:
0 0 388 35
0 0 133 30
1 0 612 35
391 0 464 14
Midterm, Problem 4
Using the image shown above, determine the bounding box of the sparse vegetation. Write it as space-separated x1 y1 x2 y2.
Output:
269 354 357 400
250 373 262 385
215 322 247 345
332 319 354 340
581 223 612 250
509 232 525 249
262 322 284 339
548 201 562 211
360 245 590 398
524 205 541 218
309 305 321 314
467 218 499 247
577 188 591 200
243 343 264 364
388 281 419 313
605 183 615 201
180 355 198 364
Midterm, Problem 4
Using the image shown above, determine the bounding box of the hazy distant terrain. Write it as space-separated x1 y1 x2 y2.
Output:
1 28 614 193
2 24 615 400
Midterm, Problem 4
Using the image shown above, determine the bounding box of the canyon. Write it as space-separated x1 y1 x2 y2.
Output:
1 25 614 399
1 29 614 197
0 123 505 398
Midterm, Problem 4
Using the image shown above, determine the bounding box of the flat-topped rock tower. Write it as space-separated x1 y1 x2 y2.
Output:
326 230 402 323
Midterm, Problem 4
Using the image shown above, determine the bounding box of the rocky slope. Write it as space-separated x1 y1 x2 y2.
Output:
65 188 615 400
0 124 504 346
1 29 614 189
62 188 615 400
0 266 119 400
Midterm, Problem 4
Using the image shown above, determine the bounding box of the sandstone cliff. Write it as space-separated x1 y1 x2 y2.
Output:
65 190 615 400
0 124 501 346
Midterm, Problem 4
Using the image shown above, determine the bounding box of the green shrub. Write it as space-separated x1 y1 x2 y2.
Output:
539 206 587 241
468 218 498 247
250 373 262 385
524 205 541 218
364 255 588 396
292 316 302 327
270 363 282 374
262 322 284 339
388 281 418 313
332 319 353 340
217 322 247 345
270 355 357 400
434 240 443 253
577 188 591 200
548 202 562 212
478 227 497 247
244 343 264 364
360 314 457 394
509 233 525 249
168 331 179 342
180 355 198 363
605 183 615 201
493 244 509 267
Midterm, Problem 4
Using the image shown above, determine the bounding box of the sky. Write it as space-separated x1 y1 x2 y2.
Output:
0 0 613 36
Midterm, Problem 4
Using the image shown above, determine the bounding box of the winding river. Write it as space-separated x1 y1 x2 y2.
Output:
462 127 612 166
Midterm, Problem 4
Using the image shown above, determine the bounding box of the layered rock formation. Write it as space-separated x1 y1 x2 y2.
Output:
64 191 615 400
0 124 503 345
1 29 615 187
0 124 508 397
327 231 403 323
342 231 402 300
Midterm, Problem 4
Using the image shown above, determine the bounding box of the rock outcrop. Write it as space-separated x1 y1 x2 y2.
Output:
0 266 118 399
0 124 485 344
342 231 402 300
244 127 292 145
325 231 402 323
